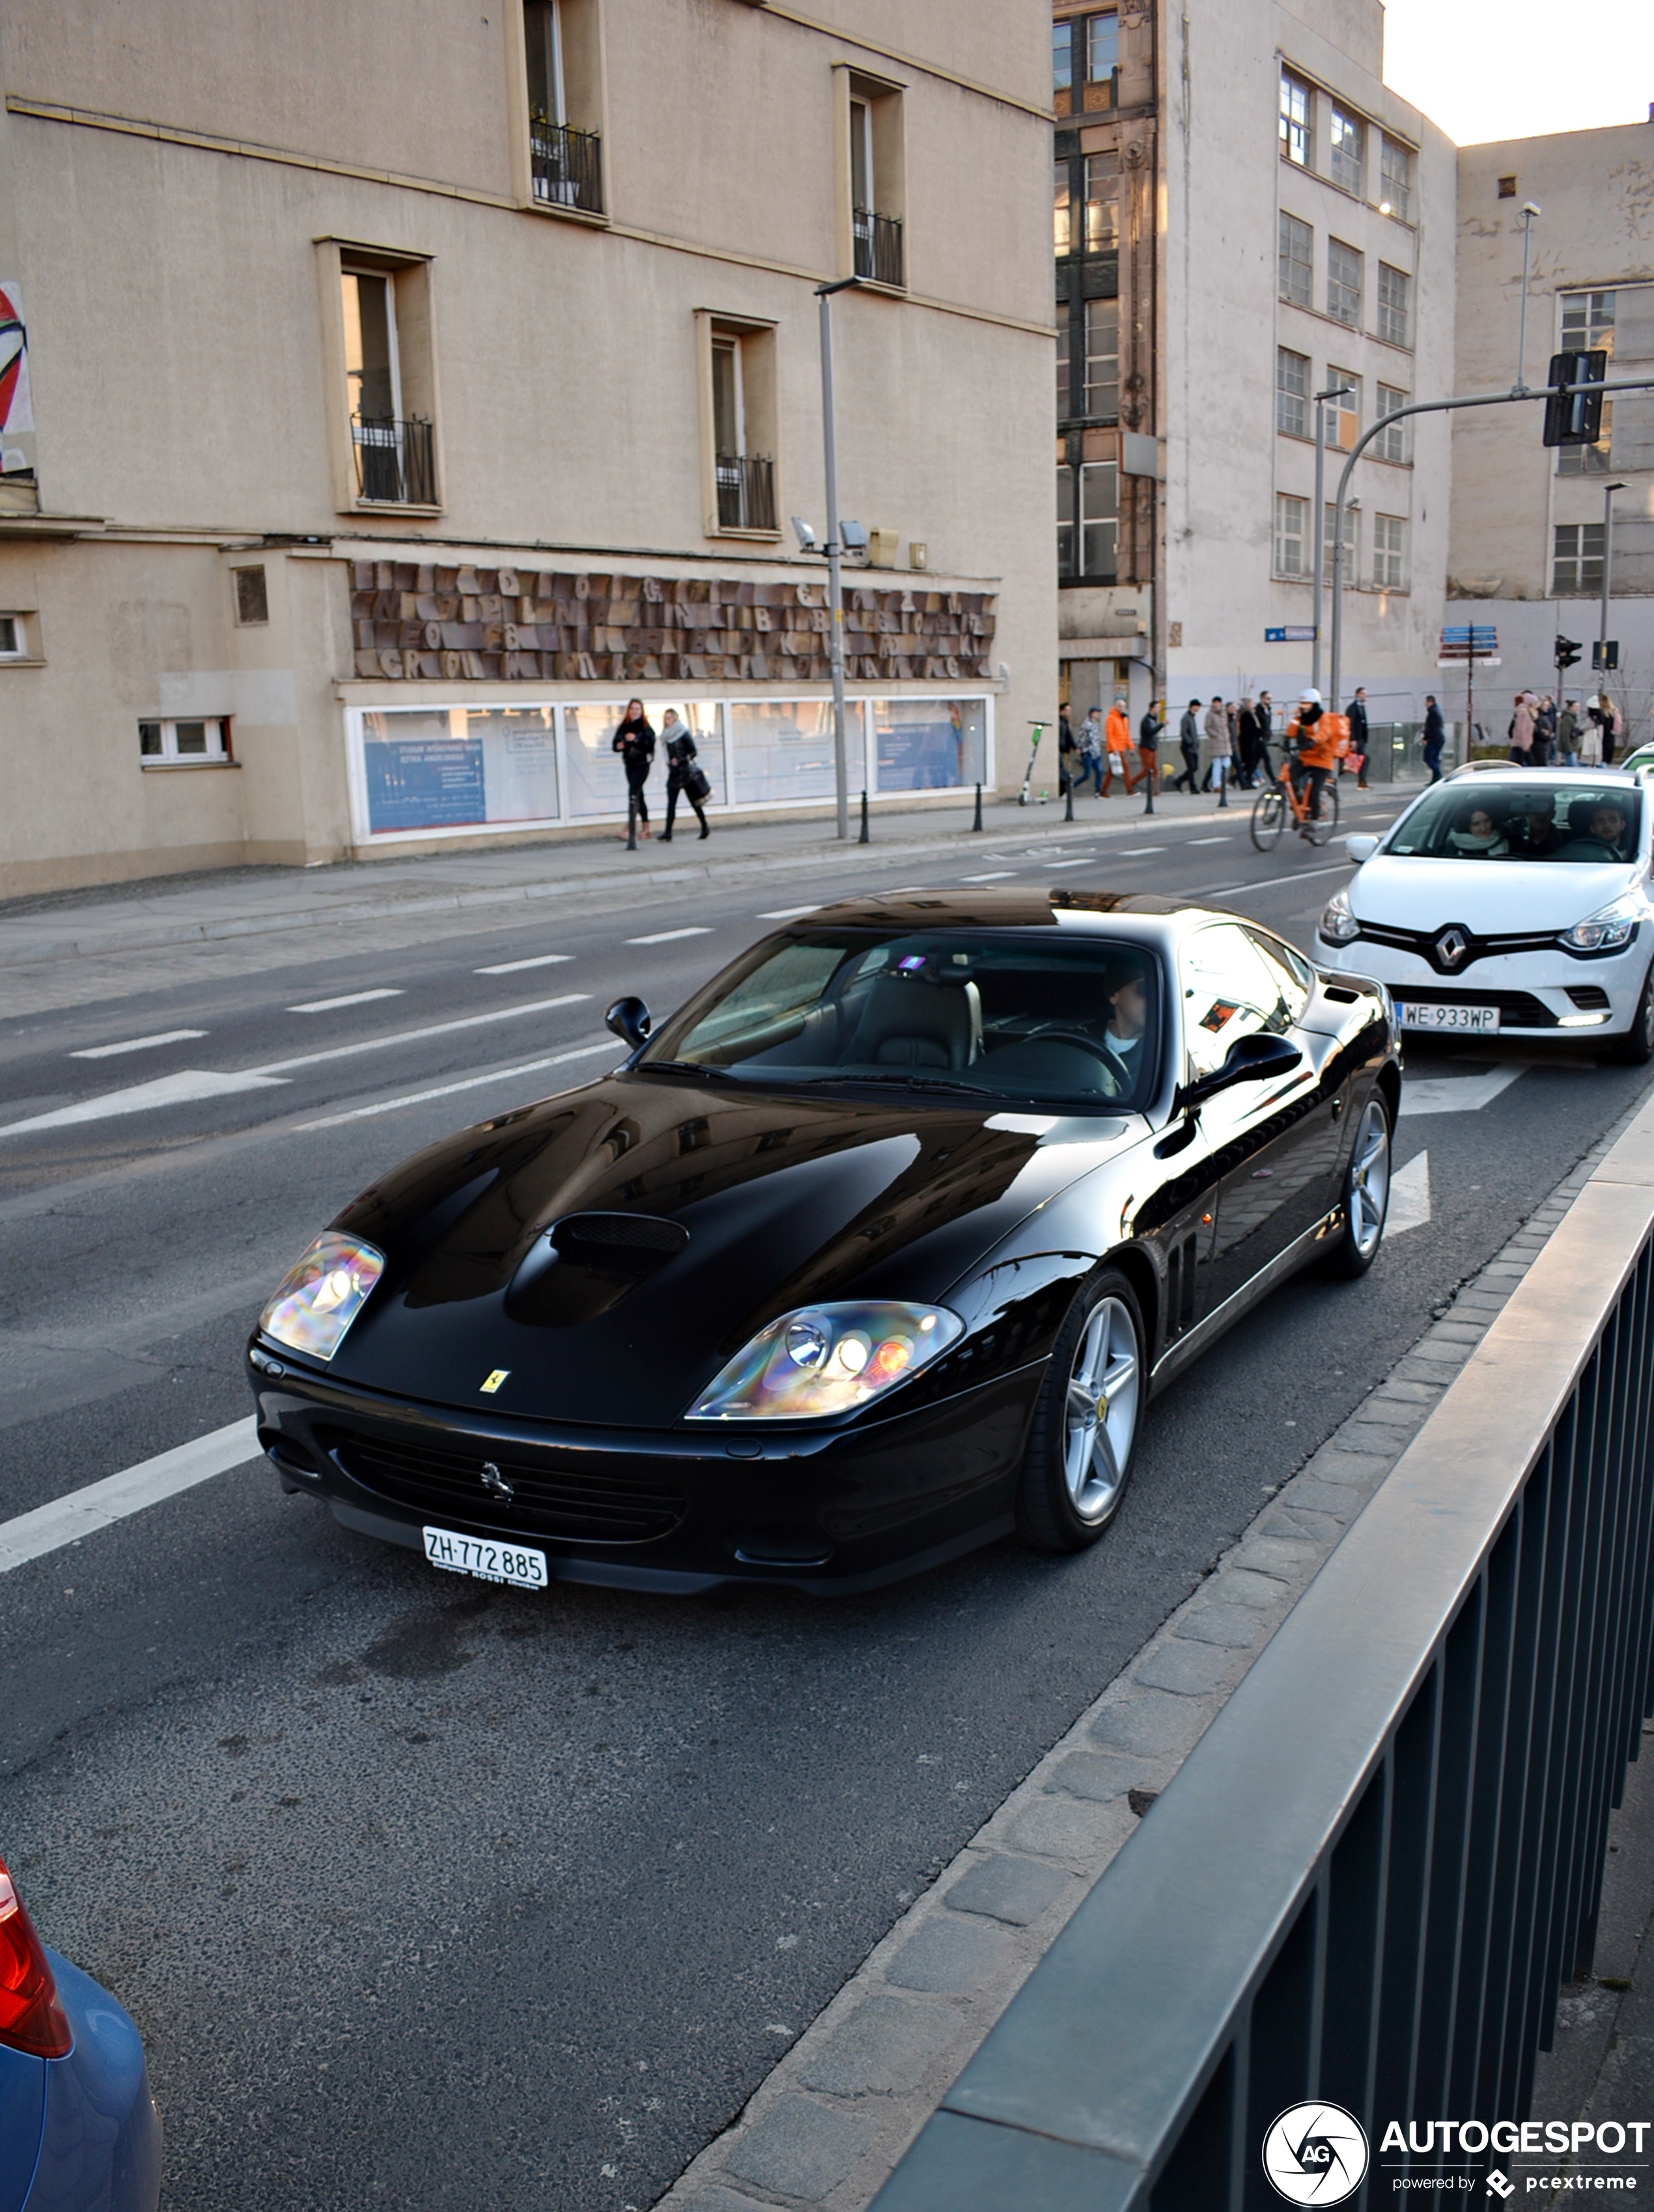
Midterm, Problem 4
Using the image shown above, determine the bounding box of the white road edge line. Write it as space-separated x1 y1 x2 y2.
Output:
288 987 405 1013
0 1417 262 1573
70 1030 207 1060
626 926 714 945
294 1038 617 1131
473 954 573 974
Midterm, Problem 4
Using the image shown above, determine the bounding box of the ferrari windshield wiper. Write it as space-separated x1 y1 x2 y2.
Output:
806 1071 990 1099
635 1059 740 1081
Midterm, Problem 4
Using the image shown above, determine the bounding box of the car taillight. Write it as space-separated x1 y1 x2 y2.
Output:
0 1856 72 2058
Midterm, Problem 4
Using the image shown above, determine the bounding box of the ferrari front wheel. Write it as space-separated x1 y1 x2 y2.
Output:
1017 1267 1144 1552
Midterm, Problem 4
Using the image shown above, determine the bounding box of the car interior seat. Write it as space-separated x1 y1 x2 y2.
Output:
846 974 983 1069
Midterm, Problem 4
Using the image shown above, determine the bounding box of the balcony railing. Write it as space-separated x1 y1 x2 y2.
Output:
350 414 436 506
714 452 776 533
530 119 604 214
853 206 905 289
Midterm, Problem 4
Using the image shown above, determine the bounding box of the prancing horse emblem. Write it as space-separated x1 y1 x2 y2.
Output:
1435 926 1469 969
479 1460 514 1505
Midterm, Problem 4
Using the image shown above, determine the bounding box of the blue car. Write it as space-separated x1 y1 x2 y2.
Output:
0 1855 161 2212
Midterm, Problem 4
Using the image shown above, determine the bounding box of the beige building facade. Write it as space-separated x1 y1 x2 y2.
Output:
0 0 1055 893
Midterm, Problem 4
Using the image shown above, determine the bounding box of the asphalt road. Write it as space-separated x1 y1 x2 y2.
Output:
2 794 1649 2211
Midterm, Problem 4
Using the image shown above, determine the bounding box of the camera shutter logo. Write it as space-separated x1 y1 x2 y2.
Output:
1261 2103 1369 2205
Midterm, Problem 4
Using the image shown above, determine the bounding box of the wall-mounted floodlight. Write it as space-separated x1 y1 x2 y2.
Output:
791 517 819 552
1521 201 1542 218
840 520 869 552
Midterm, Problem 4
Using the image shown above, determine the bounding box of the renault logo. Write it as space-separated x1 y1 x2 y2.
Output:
1435 926 1470 969
479 1460 514 1504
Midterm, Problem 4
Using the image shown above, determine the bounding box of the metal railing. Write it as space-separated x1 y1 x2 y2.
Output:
854 206 905 288
714 451 776 532
529 119 603 214
874 1098 1654 2210
350 414 435 505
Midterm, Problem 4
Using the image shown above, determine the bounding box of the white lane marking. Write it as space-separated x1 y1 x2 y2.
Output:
1399 1064 1530 1118
755 906 823 921
1188 836 1232 845
0 1417 260 1572
960 872 1017 882
0 1069 288 1141
295 1038 617 1131
70 1030 207 1060
626 926 713 945
249 995 589 1077
287 989 404 1014
1194 862 1353 898
1046 858 1094 870
1388 1149 1431 1234
1114 846 1165 857
473 953 573 975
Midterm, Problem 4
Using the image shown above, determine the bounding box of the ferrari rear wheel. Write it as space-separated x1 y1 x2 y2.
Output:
1018 1267 1143 1552
1323 1094 1390 1279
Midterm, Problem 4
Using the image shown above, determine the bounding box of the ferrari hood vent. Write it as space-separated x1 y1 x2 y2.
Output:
506 1212 690 1326
552 1212 690 1262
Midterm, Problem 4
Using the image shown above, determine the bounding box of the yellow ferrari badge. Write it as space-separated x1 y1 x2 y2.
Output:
479 1369 510 1395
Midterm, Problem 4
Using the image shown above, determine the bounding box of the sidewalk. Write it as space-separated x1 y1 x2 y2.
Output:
0 775 1422 974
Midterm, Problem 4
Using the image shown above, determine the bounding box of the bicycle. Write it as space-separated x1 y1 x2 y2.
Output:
1250 758 1341 851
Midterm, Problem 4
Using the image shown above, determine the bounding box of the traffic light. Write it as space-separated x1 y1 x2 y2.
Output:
1556 635 1582 670
1543 352 1607 446
1593 640 1619 672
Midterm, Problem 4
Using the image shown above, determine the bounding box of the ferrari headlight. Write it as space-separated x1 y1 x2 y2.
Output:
1319 886 1361 945
258 1232 385 1360
688 1301 964 1421
1560 896 1642 955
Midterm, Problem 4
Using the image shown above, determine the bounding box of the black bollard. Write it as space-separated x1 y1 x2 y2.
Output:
1143 758 1156 815
859 788 869 844
972 781 983 832
1063 776 1075 823
1218 769 1228 810
626 787 638 851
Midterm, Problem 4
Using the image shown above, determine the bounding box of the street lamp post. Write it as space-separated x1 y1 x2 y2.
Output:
815 276 862 842
1311 383 1354 696
1600 478 1626 692
1514 202 1541 394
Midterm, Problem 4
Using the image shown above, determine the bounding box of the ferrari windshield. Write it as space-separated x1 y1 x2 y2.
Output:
1384 781 1642 864
641 931 1162 1110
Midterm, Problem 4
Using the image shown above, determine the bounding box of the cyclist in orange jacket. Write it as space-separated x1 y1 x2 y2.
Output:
1284 688 1347 829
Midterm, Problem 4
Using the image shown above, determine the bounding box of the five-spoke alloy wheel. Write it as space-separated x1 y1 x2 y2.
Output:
1325 1092 1392 1278
1018 1266 1145 1551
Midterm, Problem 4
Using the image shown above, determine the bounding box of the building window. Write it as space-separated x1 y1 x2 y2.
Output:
1084 301 1119 419
339 260 438 508
0 614 25 659
1372 513 1406 589
1059 461 1117 580
1561 290 1616 354
699 315 778 536
232 565 268 626
1278 212 1313 307
1327 239 1363 328
1086 13 1119 86
1274 492 1308 576
1053 20 1074 98
1376 384 1410 462
1497 174 1517 199
1084 152 1120 253
1377 262 1411 347
1553 523 1605 596
138 717 231 765
1054 161 1072 255
1558 400 1614 475
1329 106 1364 196
1380 139 1412 220
1280 73 1311 167
1276 347 1310 438
845 77 905 287
1323 501 1358 577
522 1 603 213
1328 372 1361 451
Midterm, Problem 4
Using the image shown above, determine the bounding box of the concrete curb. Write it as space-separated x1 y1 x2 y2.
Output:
651 1090 1648 2212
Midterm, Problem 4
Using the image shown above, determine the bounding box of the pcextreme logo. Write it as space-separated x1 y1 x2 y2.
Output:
1263 2103 1371 2204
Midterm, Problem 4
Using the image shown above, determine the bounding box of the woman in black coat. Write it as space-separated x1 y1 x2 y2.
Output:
659 709 710 841
612 698 656 839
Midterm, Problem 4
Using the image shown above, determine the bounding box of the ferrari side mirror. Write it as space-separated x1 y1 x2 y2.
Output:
1183 1030 1302 1112
606 996 652 1051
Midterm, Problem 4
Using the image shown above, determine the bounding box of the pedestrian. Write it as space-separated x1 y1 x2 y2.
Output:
1601 693 1623 765
1530 693 1555 768
1508 692 1535 765
1076 706 1103 795
1558 696 1579 767
1421 694 1445 783
1138 698 1163 788
1581 696 1605 765
1203 696 1231 806
613 696 656 838
1175 700 1202 793
1058 711 1081 799
1235 698 1262 787
658 709 710 841
1102 696 1140 795
1345 686 1370 788
1255 691 1276 782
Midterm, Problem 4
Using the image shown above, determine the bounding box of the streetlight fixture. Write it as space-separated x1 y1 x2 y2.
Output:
814 274 863 841
1311 382 1354 696
1514 202 1541 395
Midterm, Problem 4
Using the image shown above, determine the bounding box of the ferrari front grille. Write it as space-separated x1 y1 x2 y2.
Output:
327 1431 688 1544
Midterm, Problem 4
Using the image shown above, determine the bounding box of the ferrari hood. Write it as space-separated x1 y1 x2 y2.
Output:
320 1073 1134 1426
1351 855 1636 934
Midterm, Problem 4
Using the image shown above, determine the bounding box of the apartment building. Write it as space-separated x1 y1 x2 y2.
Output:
0 0 1053 892
1448 120 1654 738
1054 0 1456 728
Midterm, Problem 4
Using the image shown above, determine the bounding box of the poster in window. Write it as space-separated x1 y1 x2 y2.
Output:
0 283 33 474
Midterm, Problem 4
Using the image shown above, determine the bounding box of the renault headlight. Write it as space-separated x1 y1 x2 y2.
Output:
1560 896 1643 955
688 1301 964 1421
259 1233 385 1360
1319 886 1361 945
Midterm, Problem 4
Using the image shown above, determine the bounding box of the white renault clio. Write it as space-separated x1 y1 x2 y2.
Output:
1317 767 1654 1064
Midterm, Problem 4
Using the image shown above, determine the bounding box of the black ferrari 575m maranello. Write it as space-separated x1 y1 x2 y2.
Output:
247 890 1401 1595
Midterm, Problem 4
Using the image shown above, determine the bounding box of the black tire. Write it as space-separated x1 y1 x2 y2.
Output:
1610 961 1654 1066
1303 776 1341 848
1323 1092 1391 1279
1252 784 1285 851
1017 1266 1145 1552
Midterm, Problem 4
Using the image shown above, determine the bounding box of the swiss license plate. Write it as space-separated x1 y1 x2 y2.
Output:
422 1525 548 1589
1397 1002 1500 1034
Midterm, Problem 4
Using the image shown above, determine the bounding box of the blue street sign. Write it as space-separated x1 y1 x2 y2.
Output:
1264 625 1317 643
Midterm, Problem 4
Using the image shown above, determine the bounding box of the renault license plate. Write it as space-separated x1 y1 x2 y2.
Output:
422 1525 548 1589
1396 1002 1500 1034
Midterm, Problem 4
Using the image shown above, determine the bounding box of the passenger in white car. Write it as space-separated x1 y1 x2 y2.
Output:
1447 804 1508 858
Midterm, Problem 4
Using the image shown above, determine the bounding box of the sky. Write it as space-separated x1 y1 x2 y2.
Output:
1382 0 1654 145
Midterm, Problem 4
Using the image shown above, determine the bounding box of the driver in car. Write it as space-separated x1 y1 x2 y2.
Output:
1099 959 1149 1095
1563 800 1633 861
